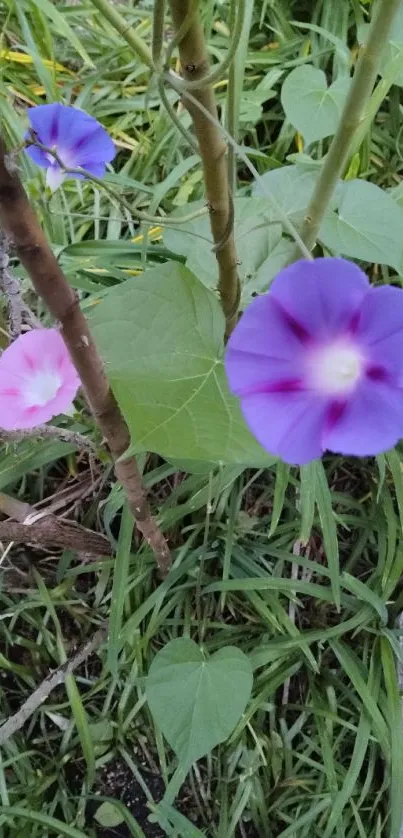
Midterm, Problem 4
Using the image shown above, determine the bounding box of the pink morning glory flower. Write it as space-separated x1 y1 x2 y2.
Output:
0 329 80 430
25 103 115 191
225 257 403 465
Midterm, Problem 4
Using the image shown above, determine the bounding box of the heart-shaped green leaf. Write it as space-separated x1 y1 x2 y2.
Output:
281 65 350 145
319 179 403 270
164 197 282 301
91 262 273 468
146 638 253 767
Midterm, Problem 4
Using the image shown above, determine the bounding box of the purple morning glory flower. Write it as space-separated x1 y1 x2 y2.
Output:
225 257 403 465
25 103 115 191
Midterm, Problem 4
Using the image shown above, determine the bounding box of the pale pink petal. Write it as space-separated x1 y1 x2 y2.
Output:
0 329 80 430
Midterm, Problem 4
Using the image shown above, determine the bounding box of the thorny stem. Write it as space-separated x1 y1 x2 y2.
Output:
168 0 241 336
294 0 401 257
0 137 172 576
88 0 154 72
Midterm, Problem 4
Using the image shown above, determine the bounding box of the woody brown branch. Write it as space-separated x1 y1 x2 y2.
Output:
0 139 171 576
168 0 240 336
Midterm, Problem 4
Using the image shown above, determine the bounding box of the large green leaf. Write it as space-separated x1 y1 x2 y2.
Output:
146 638 253 766
164 197 282 301
252 163 340 222
90 262 272 467
319 179 403 269
281 65 350 145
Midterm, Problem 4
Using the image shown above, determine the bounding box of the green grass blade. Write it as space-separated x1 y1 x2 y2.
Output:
315 461 340 609
300 461 317 544
380 637 403 838
0 806 88 837
107 502 134 677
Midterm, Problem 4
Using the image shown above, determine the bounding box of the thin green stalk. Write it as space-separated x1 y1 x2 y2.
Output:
226 0 237 194
226 0 255 193
349 48 403 161
25 136 206 226
152 0 166 71
157 78 199 152
294 0 401 256
88 0 154 72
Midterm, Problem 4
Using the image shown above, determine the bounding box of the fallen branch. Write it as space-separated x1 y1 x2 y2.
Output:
0 626 107 745
0 138 172 576
0 518 112 556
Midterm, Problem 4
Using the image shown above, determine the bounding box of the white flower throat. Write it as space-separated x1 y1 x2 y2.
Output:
308 343 363 395
24 370 62 408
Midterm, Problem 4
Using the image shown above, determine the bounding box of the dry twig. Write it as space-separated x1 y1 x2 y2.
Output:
0 626 107 745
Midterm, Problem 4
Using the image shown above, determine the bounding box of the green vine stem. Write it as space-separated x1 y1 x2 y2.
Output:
226 0 238 194
152 0 166 71
168 0 241 336
295 0 401 257
25 135 207 227
89 0 154 72
167 72 313 260
157 78 199 152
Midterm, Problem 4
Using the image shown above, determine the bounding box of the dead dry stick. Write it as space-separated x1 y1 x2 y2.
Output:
168 0 240 336
0 626 107 745
0 139 171 576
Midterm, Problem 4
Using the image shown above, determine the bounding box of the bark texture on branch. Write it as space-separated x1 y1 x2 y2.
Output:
0 140 171 575
0 518 112 556
168 0 240 336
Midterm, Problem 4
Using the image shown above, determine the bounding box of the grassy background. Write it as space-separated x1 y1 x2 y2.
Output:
0 1 403 836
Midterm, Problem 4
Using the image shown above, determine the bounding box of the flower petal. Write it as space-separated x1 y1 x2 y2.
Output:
27 103 63 146
323 378 403 456
270 257 370 341
0 329 80 430
240 391 328 465
24 144 50 168
46 165 66 191
26 103 115 172
356 285 403 380
225 294 307 396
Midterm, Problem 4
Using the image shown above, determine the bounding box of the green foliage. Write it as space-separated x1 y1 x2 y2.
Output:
281 65 350 145
2 0 403 836
91 262 272 467
94 801 124 828
146 638 253 766
319 179 403 269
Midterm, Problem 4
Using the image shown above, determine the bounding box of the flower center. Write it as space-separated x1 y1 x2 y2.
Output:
308 343 363 395
24 369 62 408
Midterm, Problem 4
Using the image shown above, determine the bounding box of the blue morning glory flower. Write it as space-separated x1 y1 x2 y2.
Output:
25 103 115 191
225 257 403 465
